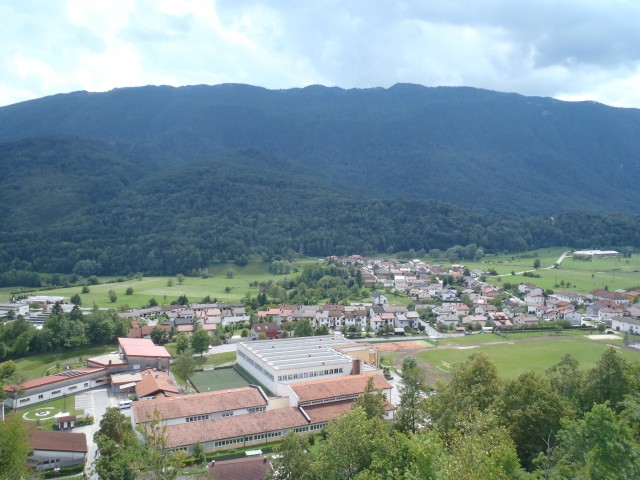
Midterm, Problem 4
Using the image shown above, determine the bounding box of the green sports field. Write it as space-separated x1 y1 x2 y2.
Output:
189 367 249 393
417 336 640 379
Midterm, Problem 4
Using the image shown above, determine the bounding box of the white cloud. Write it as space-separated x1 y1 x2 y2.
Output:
0 0 639 108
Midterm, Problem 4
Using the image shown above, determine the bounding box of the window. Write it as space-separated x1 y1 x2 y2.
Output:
38 394 44 399
20 398 30 403
51 390 61 395
84 383 89 387
68 386 77 391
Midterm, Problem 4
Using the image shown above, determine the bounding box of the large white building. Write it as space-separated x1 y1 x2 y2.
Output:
237 336 372 396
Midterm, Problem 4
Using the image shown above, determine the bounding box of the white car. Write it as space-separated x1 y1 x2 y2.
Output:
117 400 132 409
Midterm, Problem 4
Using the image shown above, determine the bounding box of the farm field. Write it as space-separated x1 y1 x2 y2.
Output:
416 336 640 380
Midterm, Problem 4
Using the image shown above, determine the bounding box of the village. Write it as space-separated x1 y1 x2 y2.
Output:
2 251 640 477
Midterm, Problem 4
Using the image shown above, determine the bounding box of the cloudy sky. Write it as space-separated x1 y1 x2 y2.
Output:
2 0 640 108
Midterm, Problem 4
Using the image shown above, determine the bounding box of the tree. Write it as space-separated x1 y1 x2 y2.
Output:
495 371 571 470
172 351 196 383
226 270 234 279
546 354 583 410
353 376 386 420
150 325 167 344
108 289 117 303
582 347 630 411
544 402 640 479
442 411 525 480
137 409 187 480
314 324 329 336
167 278 173 287
82 285 90 293
0 415 31 480
125 287 134 295
176 273 185 285
294 319 314 337
268 431 313 480
533 259 541 269
395 357 427 434
93 407 141 480
175 332 190 355
427 353 501 437
70 293 82 305
191 327 211 356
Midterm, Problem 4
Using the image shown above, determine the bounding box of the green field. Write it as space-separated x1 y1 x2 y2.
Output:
189 367 249 393
12 344 117 380
417 337 640 379
3 262 287 307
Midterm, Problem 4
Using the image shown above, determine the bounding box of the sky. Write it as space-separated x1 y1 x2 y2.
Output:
2 0 640 108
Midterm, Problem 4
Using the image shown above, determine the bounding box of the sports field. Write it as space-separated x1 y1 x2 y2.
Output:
417 336 640 379
189 367 249 393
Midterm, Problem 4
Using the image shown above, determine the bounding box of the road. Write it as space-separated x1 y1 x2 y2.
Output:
74 387 125 479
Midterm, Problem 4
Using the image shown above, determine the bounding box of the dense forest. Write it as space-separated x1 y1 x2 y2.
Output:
1 84 640 277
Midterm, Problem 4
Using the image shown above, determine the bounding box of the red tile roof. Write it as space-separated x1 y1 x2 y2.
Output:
291 374 392 404
31 431 87 453
208 456 271 480
3 367 106 393
135 370 179 398
133 386 268 422
118 337 171 358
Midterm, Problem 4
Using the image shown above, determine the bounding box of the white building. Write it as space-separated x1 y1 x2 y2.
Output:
30 431 87 471
236 336 359 396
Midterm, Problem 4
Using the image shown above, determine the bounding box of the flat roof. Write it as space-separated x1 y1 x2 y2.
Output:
239 336 354 370
118 338 171 358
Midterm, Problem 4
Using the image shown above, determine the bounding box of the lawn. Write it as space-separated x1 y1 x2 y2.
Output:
7 396 80 429
12 344 117 380
417 337 640 379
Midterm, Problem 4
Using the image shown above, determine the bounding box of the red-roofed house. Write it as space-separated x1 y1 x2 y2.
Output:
30 431 87 471
118 337 171 371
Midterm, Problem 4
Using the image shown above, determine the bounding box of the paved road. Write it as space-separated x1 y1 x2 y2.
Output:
74 387 122 479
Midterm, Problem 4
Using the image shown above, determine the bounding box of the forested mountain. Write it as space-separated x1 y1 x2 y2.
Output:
1 84 640 213
1 84 640 276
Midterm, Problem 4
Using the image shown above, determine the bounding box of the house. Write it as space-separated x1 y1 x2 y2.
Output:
372 293 388 306
29 431 87 471
436 314 459 328
524 293 545 306
612 316 640 334
135 369 179 400
117 337 172 371
589 289 630 305
55 414 77 430
208 456 272 480
251 322 279 340
512 315 539 328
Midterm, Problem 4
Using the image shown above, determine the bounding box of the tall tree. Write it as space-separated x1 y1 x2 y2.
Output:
190 327 211 356
495 371 571 470
582 347 630 412
427 353 501 437
174 332 190 355
294 319 314 337
544 402 640 479
353 376 386 420
546 354 583 411
395 357 427 434
267 432 313 480
0 415 31 480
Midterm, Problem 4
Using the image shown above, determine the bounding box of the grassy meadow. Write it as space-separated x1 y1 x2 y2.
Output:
417 336 640 379
3 262 290 307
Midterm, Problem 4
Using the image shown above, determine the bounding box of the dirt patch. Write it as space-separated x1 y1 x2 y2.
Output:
452 345 479 350
586 334 622 340
376 341 426 351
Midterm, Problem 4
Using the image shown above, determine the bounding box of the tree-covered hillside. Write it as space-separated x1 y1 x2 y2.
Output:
1 84 639 214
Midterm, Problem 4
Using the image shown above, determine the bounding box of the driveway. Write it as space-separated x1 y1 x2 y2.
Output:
74 387 118 479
